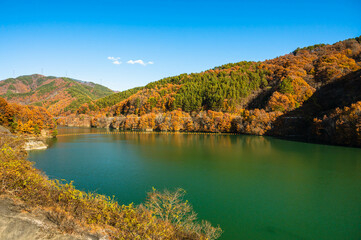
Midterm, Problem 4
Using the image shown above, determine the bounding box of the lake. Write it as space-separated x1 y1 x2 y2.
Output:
28 127 361 240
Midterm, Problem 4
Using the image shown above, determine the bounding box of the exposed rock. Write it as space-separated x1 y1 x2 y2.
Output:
40 129 52 138
0 125 11 134
58 115 127 129
57 115 92 127
0 196 108 240
109 117 126 129
24 139 47 151
91 117 114 128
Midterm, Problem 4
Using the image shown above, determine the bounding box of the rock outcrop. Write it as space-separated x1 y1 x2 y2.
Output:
23 139 48 151
57 115 92 127
0 196 107 240
0 126 11 134
0 125 49 151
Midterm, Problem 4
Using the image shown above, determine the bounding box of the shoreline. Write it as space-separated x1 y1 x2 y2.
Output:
56 122 361 149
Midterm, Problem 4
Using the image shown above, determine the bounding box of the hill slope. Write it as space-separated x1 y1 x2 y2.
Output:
68 36 361 147
0 75 114 115
79 36 360 114
0 97 55 135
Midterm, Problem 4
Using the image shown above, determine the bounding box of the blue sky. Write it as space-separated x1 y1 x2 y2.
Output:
0 0 360 91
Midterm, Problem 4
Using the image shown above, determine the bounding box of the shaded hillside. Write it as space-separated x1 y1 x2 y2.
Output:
269 69 361 146
0 74 114 115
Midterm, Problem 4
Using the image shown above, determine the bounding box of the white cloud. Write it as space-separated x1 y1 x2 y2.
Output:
127 59 154 66
127 59 143 65
107 56 122 65
108 57 154 66
108 56 119 61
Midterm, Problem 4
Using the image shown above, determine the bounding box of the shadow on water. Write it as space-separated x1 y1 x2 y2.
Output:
265 226 305 240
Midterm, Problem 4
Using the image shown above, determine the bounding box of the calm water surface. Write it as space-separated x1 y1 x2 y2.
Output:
29 127 361 240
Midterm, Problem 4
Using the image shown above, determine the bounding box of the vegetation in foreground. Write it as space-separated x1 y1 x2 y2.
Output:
0 135 222 240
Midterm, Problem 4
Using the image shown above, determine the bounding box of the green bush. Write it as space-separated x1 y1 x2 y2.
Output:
8 85 16 91
37 81 57 96
279 77 294 94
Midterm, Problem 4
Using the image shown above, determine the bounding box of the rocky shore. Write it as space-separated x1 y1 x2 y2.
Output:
0 196 107 240
58 115 124 129
57 113 361 148
0 126 50 151
23 139 48 151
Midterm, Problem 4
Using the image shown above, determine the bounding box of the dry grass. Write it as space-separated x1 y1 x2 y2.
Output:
0 134 221 239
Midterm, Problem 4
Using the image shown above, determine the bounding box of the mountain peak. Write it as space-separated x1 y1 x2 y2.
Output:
0 75 114 115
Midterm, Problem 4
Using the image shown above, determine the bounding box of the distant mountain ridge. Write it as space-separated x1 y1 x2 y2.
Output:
0 74 114 115
66 35 361 147
2 36 361 147
76 36 360 117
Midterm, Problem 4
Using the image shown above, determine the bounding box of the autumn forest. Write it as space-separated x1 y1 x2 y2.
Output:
1 36 361 147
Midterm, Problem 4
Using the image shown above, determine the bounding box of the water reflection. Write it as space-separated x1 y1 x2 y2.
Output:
30 127 361 240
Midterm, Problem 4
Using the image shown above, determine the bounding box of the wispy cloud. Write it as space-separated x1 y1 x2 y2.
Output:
107 56 122 65
107 56 118 60
127 59 154 66
108 57 154 66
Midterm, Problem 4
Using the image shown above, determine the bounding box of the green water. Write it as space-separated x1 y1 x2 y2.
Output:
28 127 361 240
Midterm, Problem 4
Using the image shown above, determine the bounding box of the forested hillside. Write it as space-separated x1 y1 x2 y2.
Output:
0 97 56 135
4 37 360 146
69 36 361 147
0 75 114 115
